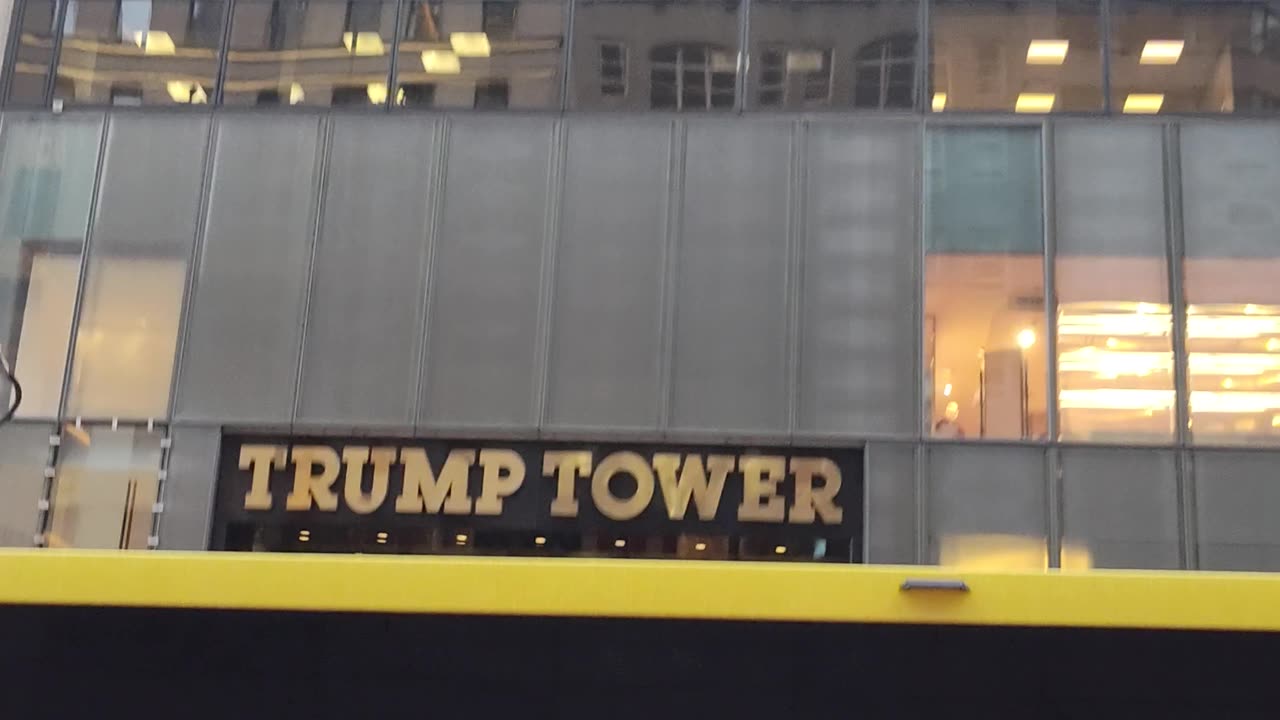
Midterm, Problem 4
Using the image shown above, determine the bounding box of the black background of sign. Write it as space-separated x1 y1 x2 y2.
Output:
213 435 863 551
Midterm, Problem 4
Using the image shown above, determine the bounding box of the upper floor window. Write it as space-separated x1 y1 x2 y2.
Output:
650 43 735 110
854 34 915 109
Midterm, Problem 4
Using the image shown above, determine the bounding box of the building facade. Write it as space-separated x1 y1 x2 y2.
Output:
0 0 1278 571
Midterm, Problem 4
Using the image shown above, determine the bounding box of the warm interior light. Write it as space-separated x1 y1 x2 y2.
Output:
289 83 305 105
298 529 310 542
1222 378 1235 389
931 92 947 112
366 82 388 104
1141 39 1184 65
694 542 707 551
132 30 176 55
342 31 385 56
1016 328 1037 350
421 49 461 74
1026 39 1069 65
376 531 388 539
614 538 626 548
1267 338 1280 352
1015 92 1056 113
450 32 491 57
534 536 546 546
774 545 787 555
942 383 953 397
455 533 468 543
1124 93 1164 114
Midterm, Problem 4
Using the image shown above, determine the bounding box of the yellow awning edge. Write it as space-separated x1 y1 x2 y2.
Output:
1 549 1279 632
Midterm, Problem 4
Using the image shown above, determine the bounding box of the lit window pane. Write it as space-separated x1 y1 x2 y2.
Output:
925 127 1045 441
748 0 918 111
1054 125 1174 443
0 118 102 419
1181 124 1280 443
6 0 58 104
569 0 739 110
0 423 52 547
1110 1 1280 114
930 0 1103 113
225 0 395 107
48 424 161 549
52 0 225 106
395 0 564 109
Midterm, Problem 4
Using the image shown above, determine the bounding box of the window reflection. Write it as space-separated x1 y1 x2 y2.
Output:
51 0 225 106
925 127 1045 440
6 0 58 104
930 0 1103 113
1110 0 1280 114
48 423 161 549
225 0 395 106
747 0 918 110
394 0 564 109
569 0 739 110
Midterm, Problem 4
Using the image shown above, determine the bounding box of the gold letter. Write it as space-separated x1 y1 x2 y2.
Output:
285 446 341 511
789 457 843 524
653 453 732 520
341 446 394 515
395 448 475 515
475 449 525 515
591 451 655 521
543 451 592 517
737 455 786 523
239 444 284 511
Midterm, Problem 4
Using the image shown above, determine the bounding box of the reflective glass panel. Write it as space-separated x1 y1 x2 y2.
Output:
394 0 565 109
53 0 226 106
925 126 1045 440
930 0 1103 113
48 423 161 549
225 0 395 106
747 0 918 110
6 0 58 104
1110 0 1280 114
569 0 740 110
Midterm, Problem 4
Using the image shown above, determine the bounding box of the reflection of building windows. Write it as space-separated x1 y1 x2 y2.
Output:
854 34 916 109
482 1 516 39
404 0 442 41
399 83 436 106
109 85 144 105
116 0 153 41
601 42 626 97
758 48 784 106
187 0 223 45
650 43 735 110
345 0 382 32
758 47 833 107
474 79 510 109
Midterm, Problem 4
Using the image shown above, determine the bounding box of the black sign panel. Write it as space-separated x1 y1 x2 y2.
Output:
213 435 863 555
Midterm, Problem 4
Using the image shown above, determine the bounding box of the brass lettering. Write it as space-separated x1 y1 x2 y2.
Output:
737 455 786 522
591 451 654 521
789 457 843 524
543 451 592 517
341 446 394 515
239 444 285 511
475 449 525 516
395 448 475 515
285 446 341 511
653 453 732 520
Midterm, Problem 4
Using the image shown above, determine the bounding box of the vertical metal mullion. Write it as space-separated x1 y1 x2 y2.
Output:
735 0 750 112
558 0 575 111
914 115 928 564
1 0 29 102
785 120 805 438
1041 120 1062 568
412 117 449 429
656 120 685 433
913 442 928 564
152 116 220 548
1099 0 1112 114
1164 121 1196 570
533 119 567 429
43 0 70 105
36 115 110 545
289 115 335 425
916 0 929 113
385 0 405 109
211 0 236 104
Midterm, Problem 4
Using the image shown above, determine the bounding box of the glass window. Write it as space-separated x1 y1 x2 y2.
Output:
51 0 226 106
1181 124 1280 444
47 423 161 549
0 423 51 547
0 118 102 420
1110 0 1280 114
747 0 919 111
925 127 1045 440
225 0 395 106
393 0 564 109
930 0 1103 113
6 0 59 104
1054 125 1174 443
569 0 740 110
